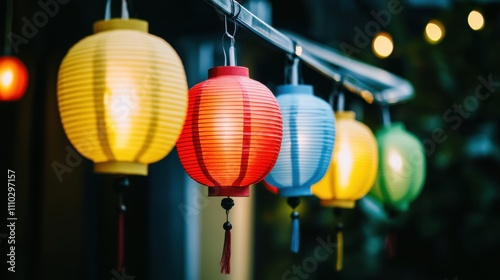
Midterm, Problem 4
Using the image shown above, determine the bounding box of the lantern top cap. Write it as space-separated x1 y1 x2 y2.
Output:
209 66 249 78
383 122 405 131
276 84 313 96
335 111 356 120
93 19 148 33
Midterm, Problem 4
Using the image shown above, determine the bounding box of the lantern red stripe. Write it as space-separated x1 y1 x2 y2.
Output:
191 82 221 186
232 85 251 186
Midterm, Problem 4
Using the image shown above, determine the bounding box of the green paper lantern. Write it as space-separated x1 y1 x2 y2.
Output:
370 123 426 211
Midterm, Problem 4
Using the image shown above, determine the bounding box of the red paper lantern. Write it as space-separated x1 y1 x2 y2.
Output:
262 180 279 195
0 56 28 101
177 66 283 197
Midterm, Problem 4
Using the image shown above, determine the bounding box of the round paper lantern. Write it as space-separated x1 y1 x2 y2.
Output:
177 65 281 274
265 84 335 253
177 66 283 197
57 19 187 176
0 56 28 101
312 110 377 271
369 123 426 211
266 84 335 196
312 111 378 208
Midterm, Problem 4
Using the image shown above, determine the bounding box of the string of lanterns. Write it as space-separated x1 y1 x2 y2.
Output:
51 0 430 276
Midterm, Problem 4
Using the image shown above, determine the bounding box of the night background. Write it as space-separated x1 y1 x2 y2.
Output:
1 0 499 279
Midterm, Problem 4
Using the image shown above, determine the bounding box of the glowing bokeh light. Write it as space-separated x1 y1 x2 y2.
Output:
425 19 445 44
468 10 484 31
372 32 394 59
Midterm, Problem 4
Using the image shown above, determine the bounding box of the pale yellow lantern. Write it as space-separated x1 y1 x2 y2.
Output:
312 111 378 208
57 19 187 175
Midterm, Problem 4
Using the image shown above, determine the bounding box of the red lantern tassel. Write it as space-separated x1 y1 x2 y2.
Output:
385 230 397 258
220 197 234 274
114 176 129 273
117 210 124 272
220 222 232 274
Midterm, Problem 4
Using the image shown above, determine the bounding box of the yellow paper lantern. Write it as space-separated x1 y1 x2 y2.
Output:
312 111 378 208
57 19 187 175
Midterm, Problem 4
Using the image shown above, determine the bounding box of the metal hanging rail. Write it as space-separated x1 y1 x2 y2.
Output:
283 31 414 104
205 0 374 104
204 0 414 105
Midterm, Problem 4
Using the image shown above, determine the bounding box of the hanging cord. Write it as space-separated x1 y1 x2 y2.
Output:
381 105 392 128
4 0 13 54
285 54 301 85
287 197 300 253
337 90 345 112
333 208 343 271
220 197 234 274
104 0 130 20
329 78 344 111
114 176 130 273
328 87 335 108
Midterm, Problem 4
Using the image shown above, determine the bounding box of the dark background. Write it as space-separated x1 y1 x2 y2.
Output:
1 0 500 279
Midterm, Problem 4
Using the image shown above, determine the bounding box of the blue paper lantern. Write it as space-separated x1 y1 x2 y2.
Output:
265 84 335 252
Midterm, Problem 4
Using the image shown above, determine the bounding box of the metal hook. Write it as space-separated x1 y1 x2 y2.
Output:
229 0 241 19
224 15 237 43
219 0 240 66
222 14 237 66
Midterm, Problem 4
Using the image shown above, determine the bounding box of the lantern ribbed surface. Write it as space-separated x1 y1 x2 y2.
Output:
0 56 28 101
369 123 426 211
176 66 283 197
57 19 187 175
265 84 335 197
312 111 378 208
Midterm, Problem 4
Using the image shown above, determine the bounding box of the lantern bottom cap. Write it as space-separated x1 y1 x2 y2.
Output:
389 202 409 212
208 186 249 197
94 161 148 176
320 199 355 209
278 186 312 197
